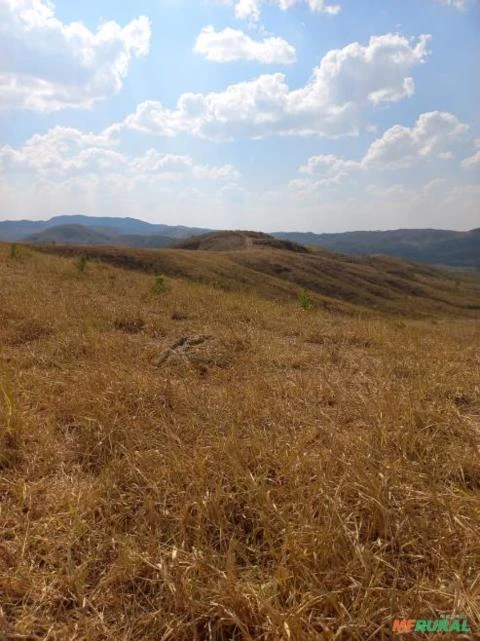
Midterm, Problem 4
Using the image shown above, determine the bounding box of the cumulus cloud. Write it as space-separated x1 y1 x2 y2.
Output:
289 154 360 190
461 151 480 168
0 124 241 234
118 33 430 141
1 121 478 231
222 0 340 21
0 0 151 111
0 127 241 184
0 126 119 173
194 25 296 64
0 169 246 228
362 111 468 168
290 111 469 192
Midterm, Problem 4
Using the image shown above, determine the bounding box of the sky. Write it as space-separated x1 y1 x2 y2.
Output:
0 0 479 232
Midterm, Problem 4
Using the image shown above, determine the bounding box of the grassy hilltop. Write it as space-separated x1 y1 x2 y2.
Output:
1 241 479 640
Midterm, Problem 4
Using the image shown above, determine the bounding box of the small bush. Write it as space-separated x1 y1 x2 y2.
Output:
298 289 312 310
10 244 20 259
153 273 168 294
77 256 87 273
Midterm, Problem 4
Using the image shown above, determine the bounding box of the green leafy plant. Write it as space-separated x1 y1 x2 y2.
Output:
298 289 312 310
10 244 20 259
153 273 168 294
77 256 87 273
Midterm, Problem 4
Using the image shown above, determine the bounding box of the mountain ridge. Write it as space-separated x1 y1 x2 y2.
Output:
23 224 175 248
272 228 480 269
0 215 211 241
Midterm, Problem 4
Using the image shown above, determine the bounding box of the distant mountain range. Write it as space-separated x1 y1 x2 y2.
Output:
25 224 175 249
0 215 478 270
0 215 210 242
273 229 480 270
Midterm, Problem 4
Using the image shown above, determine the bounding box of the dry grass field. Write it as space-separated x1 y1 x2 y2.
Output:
32 237 480 317
1 243 479 640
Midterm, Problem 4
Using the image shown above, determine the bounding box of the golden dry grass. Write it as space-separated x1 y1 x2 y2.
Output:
1 244 479 640
31 242 480 318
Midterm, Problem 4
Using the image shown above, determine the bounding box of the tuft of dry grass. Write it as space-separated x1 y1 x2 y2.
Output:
0 244 479 640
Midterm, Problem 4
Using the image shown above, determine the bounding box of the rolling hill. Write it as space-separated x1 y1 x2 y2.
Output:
1 242 479 639
1 215 478 269
29 235 480 317
273 228 480 269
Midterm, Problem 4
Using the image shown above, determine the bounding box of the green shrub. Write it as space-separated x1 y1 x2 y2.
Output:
298 289 312 310
153 273 168 294
10 244 20 259
77 256 87 273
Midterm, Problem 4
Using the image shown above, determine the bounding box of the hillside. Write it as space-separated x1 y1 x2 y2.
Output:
274 228 480 270
1 244 479 640
1 216 478 269
31 240 480 317
116 233 176 249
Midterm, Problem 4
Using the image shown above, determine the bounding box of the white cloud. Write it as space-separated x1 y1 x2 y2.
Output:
0 0 151 111
0 126 119 172
2 169 477 231
0 172 246 228
0 127 241 185
289 112 470 192
461 151 480 168
119 33 430 141
437 0 471 8
363 111 469 168
194 25 296 64
289 154 360 190
0 123 242 231
222 0 340 21
260 179 480 231
1 121 478 231
365 178 449 200
299 155 360 177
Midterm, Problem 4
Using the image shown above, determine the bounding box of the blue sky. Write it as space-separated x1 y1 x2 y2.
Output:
0 0 479 231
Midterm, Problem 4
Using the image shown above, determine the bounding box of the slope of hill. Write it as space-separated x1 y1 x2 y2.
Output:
1 216 477 269
30 240 480 317
116 233 176 249
273 228 480 269
1 244 479 640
